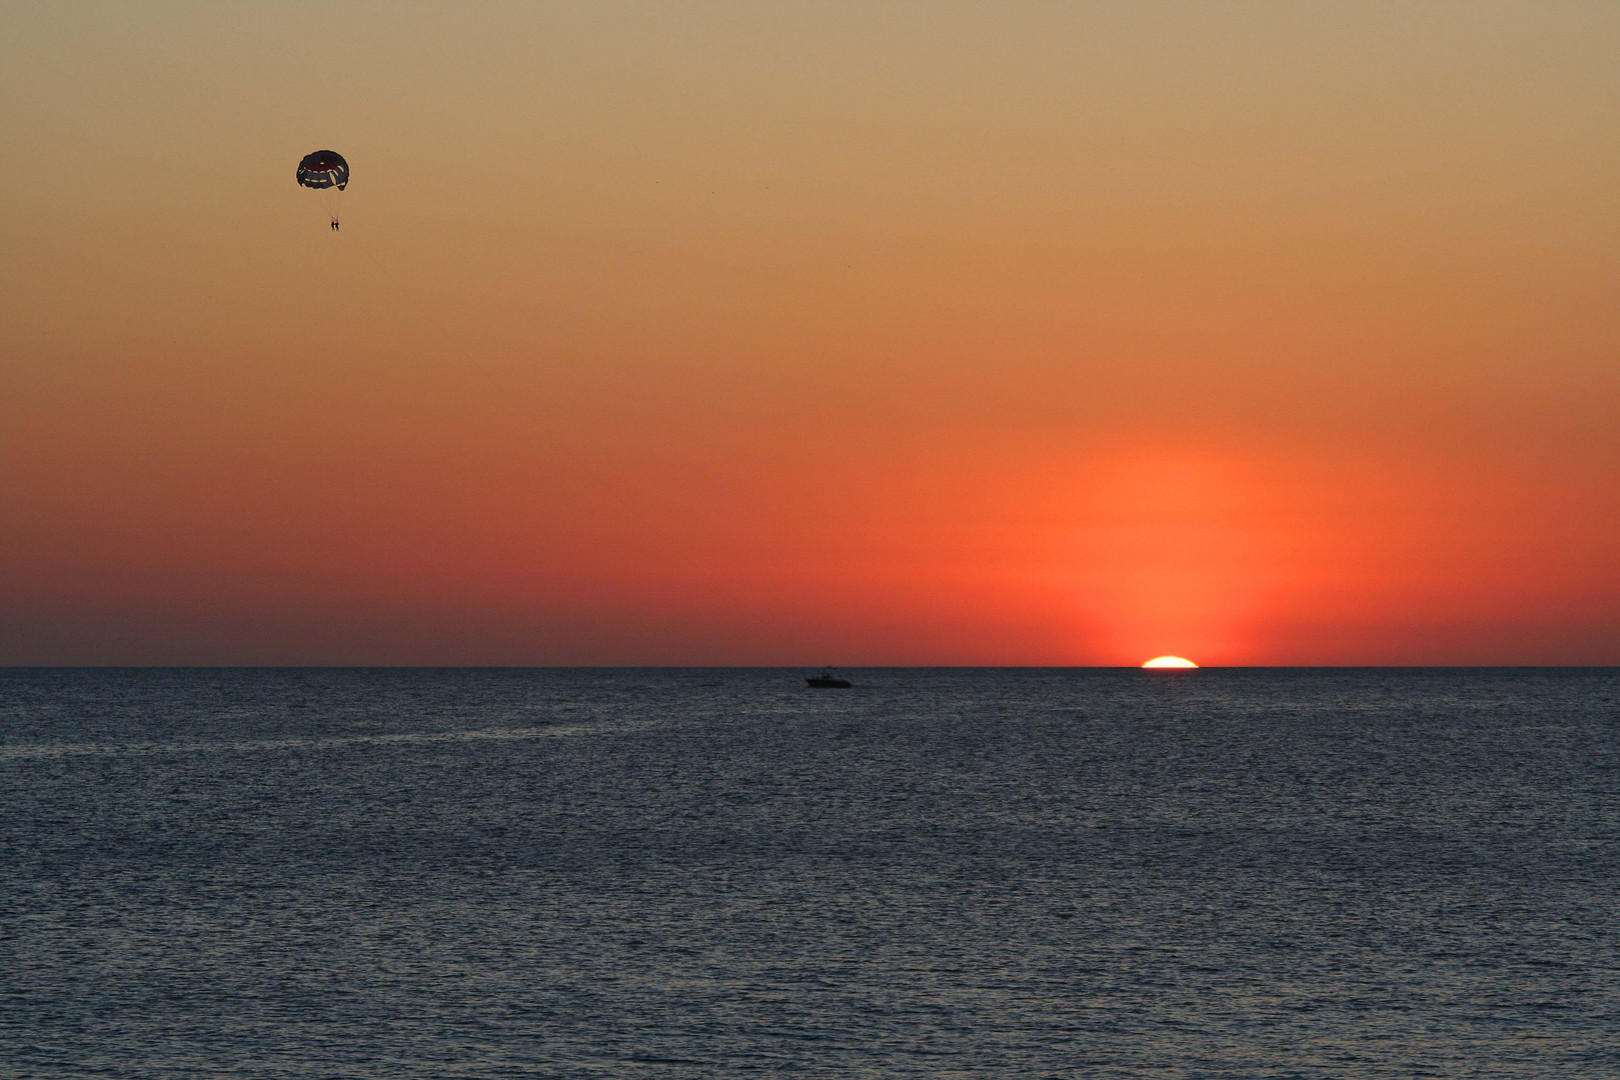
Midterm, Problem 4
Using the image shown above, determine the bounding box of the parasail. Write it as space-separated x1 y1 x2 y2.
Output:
297 150 349 229
296 150 349 190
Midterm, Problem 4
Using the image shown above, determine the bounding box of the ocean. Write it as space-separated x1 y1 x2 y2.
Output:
1 668 1615 1078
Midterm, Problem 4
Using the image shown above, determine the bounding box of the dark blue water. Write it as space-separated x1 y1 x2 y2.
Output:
1 669 1616 1078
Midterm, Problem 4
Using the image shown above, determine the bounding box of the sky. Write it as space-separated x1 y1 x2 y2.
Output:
4 1 1620 665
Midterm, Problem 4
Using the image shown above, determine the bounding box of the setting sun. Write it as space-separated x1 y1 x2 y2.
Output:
1142 656 1199 669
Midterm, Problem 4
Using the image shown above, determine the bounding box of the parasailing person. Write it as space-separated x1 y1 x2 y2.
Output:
296 150 349 230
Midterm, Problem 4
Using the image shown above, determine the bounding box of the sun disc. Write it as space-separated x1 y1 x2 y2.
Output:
1142 656 1198 669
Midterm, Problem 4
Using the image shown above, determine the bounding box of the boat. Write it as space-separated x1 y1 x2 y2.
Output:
805 668 852 688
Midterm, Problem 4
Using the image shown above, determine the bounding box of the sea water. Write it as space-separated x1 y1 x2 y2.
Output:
1 668 1615 1078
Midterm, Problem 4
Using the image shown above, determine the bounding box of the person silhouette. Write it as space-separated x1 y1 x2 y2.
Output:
331 219 340 231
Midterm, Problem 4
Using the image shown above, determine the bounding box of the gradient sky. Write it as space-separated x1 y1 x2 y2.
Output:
5 1 1620 665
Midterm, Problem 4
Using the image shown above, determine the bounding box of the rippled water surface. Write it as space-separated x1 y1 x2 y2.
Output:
2 668 1616 1078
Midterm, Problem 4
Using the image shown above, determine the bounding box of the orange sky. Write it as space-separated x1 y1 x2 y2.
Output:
4 2 1620 664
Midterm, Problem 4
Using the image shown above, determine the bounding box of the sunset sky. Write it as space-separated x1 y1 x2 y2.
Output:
5 1 1620 665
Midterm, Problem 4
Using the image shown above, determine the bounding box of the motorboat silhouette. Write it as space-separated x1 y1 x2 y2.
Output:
805 668 852 688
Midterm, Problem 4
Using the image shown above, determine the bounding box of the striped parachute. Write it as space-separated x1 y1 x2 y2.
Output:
296 150 349 190
297 150 349 228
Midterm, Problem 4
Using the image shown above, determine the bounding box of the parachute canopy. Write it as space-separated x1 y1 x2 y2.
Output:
296 150 349 190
